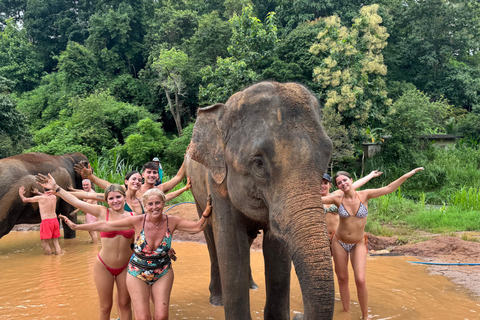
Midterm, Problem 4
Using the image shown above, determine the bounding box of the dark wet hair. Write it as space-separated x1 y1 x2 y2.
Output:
334 171 352 186
124 170 141 190
141 162 159 172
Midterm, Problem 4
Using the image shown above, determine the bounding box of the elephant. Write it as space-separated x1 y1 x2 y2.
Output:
186 81 335 319
0 152 88 239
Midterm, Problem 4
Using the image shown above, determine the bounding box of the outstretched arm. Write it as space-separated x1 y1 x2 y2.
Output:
68 191 106 202
60 214 135 232
165 177 191 202
351 170 383 189
173 195 211 233
158 159 186 193
363 167 424 200
18 186 43 203
35 173 105 218
322 194 342 205
74 163 113 190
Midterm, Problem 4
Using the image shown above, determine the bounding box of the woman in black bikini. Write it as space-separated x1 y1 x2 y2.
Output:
322 167 423 320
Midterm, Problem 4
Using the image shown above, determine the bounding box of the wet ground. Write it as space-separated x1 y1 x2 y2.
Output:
2 203 480 319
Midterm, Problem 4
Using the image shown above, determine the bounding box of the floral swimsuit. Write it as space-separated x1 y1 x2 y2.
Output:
128 215 172 285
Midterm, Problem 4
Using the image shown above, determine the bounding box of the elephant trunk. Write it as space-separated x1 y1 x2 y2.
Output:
272 192 335 319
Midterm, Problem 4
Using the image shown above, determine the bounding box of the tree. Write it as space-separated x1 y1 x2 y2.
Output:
56 42 104 97
199 57 259 105
0 18 43 92
183 11 231 67
381 0 480 110
310 5 392 143
382 89 453 160
0 76 32 158
198 4 276 104
227 4 278 70
114 118 168 166
86 0 153 76
151 48 189 136
23 0 97 71
0 0 27 28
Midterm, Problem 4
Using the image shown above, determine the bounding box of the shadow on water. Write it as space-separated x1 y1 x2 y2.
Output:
0 231 479 319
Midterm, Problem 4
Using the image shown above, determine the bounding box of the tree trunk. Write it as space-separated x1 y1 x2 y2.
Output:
164 88 183 136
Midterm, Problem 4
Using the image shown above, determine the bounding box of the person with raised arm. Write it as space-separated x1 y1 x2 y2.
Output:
35 174 134 320
321 170 383 239
59 187 212 320
18 186 62 255
322 167 424 320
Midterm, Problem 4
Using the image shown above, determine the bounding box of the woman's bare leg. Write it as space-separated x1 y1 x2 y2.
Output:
151 269 174 320
115 269 132 320
351 241 369 319
331 237 350 312
126 274 152 320
93 258 115 320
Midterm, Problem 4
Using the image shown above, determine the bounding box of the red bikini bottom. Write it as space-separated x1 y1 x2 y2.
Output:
97 254 129 276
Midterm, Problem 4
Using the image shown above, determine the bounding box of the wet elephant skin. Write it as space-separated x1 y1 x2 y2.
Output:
0 152 88 239
186 81 335 320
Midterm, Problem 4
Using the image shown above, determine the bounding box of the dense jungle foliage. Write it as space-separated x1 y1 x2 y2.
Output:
2 0 480 206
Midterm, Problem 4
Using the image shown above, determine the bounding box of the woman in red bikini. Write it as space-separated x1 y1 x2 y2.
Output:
36 174 134 320
322 167 423 320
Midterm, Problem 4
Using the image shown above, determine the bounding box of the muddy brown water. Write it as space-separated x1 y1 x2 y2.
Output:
1 231 479 320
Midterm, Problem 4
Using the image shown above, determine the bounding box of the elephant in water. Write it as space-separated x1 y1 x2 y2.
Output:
0 152 88 239
186 81 334 319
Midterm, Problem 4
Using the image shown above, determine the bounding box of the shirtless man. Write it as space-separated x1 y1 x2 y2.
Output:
82 179 99 243
19 186 62 255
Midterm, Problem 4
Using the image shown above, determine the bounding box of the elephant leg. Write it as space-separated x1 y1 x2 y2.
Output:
263 228 291 320
198 202 223 306
214 203 252 319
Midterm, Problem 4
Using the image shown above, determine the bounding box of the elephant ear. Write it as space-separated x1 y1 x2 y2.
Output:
188 103 227 184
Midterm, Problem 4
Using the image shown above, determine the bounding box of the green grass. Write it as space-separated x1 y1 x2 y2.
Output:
367 189 480 235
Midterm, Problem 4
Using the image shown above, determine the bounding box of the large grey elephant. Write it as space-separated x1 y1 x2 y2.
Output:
0 152 88 239
186 81 334 319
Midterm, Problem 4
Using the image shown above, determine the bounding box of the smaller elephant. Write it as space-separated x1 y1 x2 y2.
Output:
0 152 88 238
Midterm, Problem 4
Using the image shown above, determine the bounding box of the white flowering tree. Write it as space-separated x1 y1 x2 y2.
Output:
310 5 391 145
310 4 392 165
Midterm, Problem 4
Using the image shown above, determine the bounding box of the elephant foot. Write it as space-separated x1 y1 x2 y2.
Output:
209 294 223 306
292 314 304 320
249 279 259 290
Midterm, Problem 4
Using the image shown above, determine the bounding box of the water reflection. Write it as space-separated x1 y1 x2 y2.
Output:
0 231 479 319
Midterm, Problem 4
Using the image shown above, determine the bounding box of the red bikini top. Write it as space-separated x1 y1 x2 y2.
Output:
100 210 135 239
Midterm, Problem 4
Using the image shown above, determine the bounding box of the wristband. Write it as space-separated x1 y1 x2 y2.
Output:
55 186 61 193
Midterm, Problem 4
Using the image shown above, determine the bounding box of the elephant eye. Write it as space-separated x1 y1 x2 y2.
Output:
250 156 268 178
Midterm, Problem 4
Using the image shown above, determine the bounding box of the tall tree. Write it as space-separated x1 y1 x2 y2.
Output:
0 18 43 92
151 48 189 137
382 0 480 110
227 4 278 70
0 76 32 158
23 0 97 72
310 5 392 141
86 0 153 76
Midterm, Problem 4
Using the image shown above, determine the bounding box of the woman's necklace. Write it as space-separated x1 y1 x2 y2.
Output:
150 217 163 229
